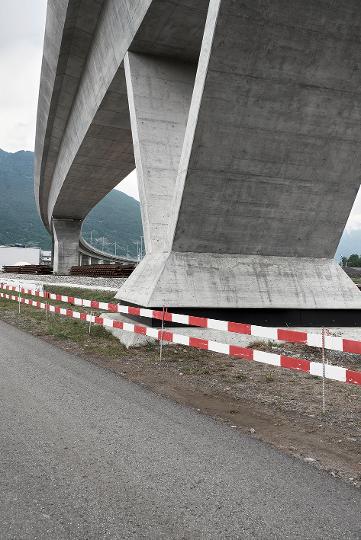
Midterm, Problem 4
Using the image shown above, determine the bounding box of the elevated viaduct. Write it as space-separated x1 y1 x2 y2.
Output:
35 0 361 323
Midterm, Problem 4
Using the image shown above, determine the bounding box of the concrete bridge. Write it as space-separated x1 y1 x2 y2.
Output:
35 0 361 321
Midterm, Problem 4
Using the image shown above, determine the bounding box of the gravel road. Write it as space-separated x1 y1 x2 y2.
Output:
0 320 360 539
0 272 126 290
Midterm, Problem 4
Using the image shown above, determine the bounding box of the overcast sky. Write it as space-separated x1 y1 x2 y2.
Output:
0 1 360 224
0 0 139 200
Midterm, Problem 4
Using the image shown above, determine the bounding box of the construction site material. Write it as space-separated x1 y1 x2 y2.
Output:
70 264 135 278
2 265 52 275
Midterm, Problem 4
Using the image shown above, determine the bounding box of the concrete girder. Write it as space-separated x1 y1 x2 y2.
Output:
36 1 209 229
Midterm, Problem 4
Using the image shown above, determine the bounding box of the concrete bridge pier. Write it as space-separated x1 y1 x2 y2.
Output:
52 219 82 275
117 0 361 316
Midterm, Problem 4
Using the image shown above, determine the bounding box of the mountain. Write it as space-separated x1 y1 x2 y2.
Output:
0 149 143 258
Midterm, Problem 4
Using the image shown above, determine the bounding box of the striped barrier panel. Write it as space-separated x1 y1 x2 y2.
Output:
1 283 361 356
1 291 360 387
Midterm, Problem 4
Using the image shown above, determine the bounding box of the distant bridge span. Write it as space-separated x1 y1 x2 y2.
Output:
35 0 361 319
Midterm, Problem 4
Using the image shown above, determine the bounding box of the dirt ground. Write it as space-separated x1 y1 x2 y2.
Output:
0 302 360 490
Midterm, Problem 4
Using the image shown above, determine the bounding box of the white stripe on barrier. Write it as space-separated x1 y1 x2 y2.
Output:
208 318 228 331
310 362 347 382
208 340 230 354
324 335 343 352
172 333 189 345
171 313 190 326
145 327 159 338
253 350 281 366
252 325 278 340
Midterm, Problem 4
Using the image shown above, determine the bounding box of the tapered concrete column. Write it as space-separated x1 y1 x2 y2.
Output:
124 52 195 253
52 219 81 274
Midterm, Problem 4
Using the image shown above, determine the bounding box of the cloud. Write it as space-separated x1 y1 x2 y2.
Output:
115 169 139 201
0 0 47 152
344 187 361 232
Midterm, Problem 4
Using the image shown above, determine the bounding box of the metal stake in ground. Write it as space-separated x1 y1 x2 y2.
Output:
88 311 93 334
159 306 167 362
18 285 21 315
322 327 326 414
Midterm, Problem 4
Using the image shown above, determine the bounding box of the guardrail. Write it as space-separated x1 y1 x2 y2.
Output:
2 282 361 355
0 284 360 388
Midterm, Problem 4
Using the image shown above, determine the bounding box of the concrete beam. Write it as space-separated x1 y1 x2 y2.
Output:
52 219 82 274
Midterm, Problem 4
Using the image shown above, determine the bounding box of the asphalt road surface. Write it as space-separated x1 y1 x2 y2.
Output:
0 320 360 539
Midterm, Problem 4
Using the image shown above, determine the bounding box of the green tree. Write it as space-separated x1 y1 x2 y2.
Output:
347 254 361 267
340 256 348 267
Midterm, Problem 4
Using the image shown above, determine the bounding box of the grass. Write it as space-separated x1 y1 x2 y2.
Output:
0 285 118 316
234 372 248 381
265 372 275 383
0 297 126 359
44 285 116 303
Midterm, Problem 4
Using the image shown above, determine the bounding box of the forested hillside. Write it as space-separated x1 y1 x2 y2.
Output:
0 149 143 257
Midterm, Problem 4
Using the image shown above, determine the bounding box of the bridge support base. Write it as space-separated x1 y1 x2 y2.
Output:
116 252 361 312
52 219 82 274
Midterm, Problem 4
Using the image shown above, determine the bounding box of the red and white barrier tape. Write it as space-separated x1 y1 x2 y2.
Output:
1 292 360 387
1 282 361 356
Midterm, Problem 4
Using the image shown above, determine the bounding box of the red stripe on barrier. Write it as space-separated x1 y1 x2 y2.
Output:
278 329 307 344
66 309 73 317
113 320 123 329
229 345 253 360
91 300 100 309
94 316 103 325
55 306 61 314
135 325 147 335
346 369 361 385
68 296 74 304
189 316 208 328
280 355 310 372
128 306 141 316
152 310 173 322
108 303 118 312
342 339 361 355
159 330 173 342
80 313 87 321
56 294 62 301
189 337 209 350
228 322 252 335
